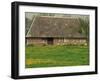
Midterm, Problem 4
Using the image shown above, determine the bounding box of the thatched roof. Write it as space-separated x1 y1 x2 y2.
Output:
26 16 86 38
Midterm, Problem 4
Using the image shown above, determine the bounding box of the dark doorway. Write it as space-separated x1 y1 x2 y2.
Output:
47 38 53 45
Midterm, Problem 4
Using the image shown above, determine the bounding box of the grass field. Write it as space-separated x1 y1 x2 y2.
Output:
25 45 89 68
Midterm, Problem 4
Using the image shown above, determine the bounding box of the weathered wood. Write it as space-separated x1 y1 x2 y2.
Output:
26 38 87 46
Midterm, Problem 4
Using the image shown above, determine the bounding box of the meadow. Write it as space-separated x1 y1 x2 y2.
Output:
25 45 89 68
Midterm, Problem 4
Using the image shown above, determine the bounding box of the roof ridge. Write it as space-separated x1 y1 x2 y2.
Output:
38 16 79 19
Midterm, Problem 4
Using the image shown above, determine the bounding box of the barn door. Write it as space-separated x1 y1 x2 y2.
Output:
47 38 53 45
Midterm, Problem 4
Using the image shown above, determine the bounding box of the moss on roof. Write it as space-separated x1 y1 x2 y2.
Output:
26 16 87 38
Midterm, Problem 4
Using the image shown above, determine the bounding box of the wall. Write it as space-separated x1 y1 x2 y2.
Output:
0 0 99 81
26 38 87 45
26 38 47 45
54 38 87 45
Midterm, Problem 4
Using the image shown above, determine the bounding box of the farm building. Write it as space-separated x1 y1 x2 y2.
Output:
26 16 88 45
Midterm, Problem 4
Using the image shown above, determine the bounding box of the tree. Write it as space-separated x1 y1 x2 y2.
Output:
78 18 89 45
25 18 33 35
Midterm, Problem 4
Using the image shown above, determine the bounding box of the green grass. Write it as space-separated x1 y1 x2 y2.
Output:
25 45 89 68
